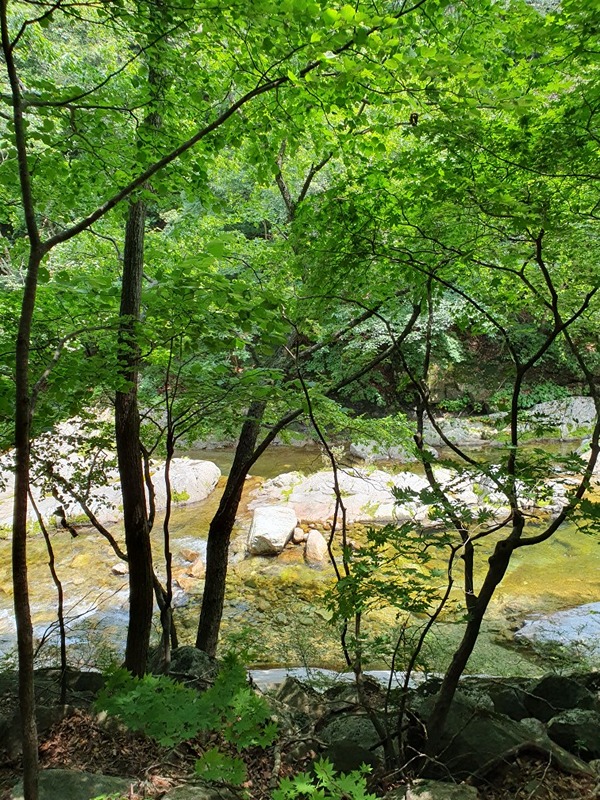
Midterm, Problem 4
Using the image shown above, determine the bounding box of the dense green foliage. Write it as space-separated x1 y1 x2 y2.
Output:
96 653 277 782
3 0 600 793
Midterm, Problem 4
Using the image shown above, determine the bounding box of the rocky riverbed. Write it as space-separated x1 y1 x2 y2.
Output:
0 397 599 676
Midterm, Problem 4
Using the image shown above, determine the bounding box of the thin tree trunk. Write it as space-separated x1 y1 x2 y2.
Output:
13 255 40 800
195 401 266 655
1 0 44 789
116 200 154 676
425 536 515 754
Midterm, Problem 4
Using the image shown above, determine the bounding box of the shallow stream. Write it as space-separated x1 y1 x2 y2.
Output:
0 442 598 677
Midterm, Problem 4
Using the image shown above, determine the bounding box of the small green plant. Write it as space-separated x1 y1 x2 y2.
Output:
273 759 376 800
438 395 471 413
96 652 278 785
490 381 571 412
171 488 190 503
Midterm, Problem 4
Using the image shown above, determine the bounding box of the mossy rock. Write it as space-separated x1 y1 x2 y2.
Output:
10 769 131 800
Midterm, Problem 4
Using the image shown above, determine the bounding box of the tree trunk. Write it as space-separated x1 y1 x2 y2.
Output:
196 401 266 655
13 250 42 800
425 537 515 754
116 200 154 676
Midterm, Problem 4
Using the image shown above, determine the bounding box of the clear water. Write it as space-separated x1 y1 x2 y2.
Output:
0 442 597 675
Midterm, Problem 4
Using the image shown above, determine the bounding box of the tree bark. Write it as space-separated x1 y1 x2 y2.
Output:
116 200 154 676
2 0 44 788
196 401 266 655
425 536 515 754
13 252 42 800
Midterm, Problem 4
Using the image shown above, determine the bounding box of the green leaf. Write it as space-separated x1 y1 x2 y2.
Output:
195 748 246 785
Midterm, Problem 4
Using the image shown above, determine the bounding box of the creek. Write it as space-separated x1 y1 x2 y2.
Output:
0 442 598 677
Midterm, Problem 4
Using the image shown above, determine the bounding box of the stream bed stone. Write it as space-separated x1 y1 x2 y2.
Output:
514 602 600 660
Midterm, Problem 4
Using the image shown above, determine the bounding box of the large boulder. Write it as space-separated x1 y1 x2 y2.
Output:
523 396 596 439
414 690 594 780
0 451 221 528
168 645 220 678
247 506 297 555
274 676 327 720
454 678 531 722
319 712 384 758
148 645 220 689
349 441 416 462
523 674 599 723
547 709 600 760
415 693 530 778
10 769 131 800
305 529 329 564
151 459 221 507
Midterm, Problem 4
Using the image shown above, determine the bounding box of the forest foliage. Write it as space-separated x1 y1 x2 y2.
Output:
2 0 600 796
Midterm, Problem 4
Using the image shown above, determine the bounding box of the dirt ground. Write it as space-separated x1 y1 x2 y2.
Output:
1 708 599 800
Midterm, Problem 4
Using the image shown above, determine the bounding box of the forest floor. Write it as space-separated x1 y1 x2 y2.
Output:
1 708 599 800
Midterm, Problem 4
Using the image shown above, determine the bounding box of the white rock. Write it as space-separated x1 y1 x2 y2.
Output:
0 456 221 528
249 468 429 524
247 506 297 555
292 526 307 544
248 463 568 527
151 459 221 508
305 529 329 563
349 441 415 462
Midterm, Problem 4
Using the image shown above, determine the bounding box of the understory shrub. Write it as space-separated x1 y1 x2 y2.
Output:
95 652 277 782
95 653 375 798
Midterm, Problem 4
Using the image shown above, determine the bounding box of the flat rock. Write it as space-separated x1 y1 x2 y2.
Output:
515 603 600 659
248 466 542 525
249 469 429 524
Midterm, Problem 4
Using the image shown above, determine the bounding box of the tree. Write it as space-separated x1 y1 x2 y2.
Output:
1 2 442 793
293 0 600 761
